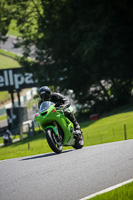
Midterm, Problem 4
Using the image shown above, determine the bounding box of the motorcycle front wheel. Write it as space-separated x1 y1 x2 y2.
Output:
46 128 63 154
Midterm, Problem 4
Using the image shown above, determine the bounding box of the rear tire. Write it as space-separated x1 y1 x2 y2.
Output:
46 128 63 154
73 133 84 149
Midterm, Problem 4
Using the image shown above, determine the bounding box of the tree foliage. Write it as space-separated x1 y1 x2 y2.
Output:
2 0 133 113
0 0 13 42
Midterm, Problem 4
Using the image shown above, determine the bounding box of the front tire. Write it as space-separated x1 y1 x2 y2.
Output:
46 128 63 154
73 133 84 149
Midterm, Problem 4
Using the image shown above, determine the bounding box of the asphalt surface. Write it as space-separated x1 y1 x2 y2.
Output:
0 139 133 200
0 36 23 56
0 36 35 59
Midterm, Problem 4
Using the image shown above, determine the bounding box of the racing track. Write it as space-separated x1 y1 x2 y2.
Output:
0 139 133 200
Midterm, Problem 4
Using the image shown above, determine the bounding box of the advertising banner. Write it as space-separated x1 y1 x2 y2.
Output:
0 68 38 91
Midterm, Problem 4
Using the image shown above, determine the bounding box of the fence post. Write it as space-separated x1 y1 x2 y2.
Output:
124 124 127 140
28 142 30 150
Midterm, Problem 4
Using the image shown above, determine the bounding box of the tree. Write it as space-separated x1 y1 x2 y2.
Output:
0 0 13 43
5 0 133 113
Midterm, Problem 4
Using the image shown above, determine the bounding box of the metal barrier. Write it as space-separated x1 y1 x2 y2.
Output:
22 120 40 137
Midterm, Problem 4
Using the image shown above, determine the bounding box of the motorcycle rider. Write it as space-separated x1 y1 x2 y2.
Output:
38 86 82 134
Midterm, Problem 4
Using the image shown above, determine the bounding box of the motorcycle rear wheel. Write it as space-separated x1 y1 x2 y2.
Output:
73 133 84 149
46 128 63 154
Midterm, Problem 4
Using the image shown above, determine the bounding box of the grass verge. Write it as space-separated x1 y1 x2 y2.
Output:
89 181 133 200
82 111 133 146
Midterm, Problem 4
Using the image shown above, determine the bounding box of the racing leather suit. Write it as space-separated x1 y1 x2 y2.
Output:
38 92 80 130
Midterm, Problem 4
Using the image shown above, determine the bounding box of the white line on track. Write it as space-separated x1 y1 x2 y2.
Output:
79 179 133 200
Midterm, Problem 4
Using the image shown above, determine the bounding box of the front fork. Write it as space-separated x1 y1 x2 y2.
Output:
45 126 63 142
45 126 58 136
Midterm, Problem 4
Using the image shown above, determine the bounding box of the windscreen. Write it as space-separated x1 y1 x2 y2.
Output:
40 101 54 112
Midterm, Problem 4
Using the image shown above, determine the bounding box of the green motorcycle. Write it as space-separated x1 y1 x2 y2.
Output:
35 101 84 154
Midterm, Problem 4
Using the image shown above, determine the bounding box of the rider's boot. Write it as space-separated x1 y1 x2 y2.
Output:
73 120 82 137
65 112 82 136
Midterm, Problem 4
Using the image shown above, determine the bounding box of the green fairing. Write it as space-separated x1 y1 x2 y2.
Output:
35 102 75 146
46 126 59 136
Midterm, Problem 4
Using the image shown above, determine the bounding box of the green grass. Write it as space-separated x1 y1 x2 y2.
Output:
89 181 133 200
82 111 133 146
0 114 7 121
0 52 20 69
0 49 21 60
0 136 4 144
0 91 11 104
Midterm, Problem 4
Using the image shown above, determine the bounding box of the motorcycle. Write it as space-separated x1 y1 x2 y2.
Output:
35 101 84 154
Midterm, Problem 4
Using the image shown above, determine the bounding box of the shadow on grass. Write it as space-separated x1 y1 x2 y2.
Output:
20 149 73 161
94 104 133 120
80 120 98 129
79 103 133 129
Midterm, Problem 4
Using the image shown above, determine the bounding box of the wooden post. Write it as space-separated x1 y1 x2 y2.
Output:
28 142 30 150
124 124 127 140
28 123 31 137
19 122 23 140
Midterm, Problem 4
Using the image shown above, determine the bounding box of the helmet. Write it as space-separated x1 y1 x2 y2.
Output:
38 86 51 101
